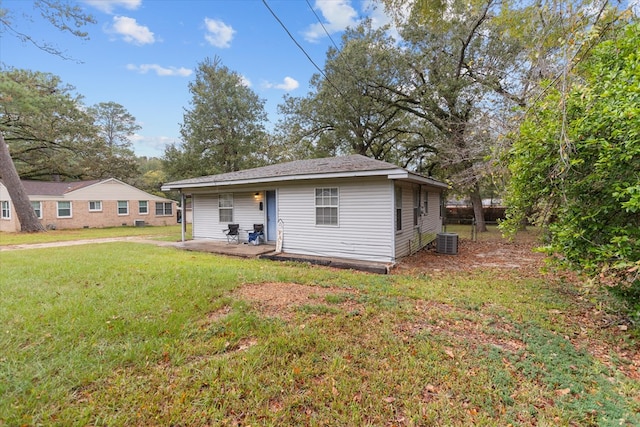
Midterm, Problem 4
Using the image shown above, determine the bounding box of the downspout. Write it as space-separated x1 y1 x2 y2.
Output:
180 191 186 242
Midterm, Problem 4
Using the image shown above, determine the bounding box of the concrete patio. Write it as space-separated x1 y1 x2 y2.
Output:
174 239 392 274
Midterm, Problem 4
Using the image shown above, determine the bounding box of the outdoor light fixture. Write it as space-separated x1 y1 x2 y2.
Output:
254 192 260 199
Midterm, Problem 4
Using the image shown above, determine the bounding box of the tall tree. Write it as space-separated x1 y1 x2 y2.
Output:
1 69 96 180
163 57 268 180
373 0 625 231
275 22 437 170
0 0 94 232
85 101 140 180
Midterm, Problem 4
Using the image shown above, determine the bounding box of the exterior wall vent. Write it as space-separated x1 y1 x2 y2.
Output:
437 232 458 255
134 220 146 227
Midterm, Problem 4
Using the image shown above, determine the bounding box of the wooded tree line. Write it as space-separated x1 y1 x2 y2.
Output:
1 1 637 313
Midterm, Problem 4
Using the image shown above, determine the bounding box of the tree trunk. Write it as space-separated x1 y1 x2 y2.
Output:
0 134 45 232
469 184 487 233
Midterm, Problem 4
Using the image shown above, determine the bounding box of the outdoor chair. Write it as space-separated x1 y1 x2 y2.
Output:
248 223 264 245
225 224 240 244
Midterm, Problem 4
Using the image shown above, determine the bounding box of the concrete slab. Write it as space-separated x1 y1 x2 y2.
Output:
260 252 392 274
176 240 276 258
174 240 392 274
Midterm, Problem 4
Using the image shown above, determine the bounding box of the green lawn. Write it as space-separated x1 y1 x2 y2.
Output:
1 228 638 426
0 224 189 245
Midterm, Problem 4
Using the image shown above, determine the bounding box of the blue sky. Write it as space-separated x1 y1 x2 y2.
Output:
1 0 394 157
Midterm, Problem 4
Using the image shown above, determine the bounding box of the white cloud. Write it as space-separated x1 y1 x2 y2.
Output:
303 0 359 42
362 0 404 41
130 134 178 157
111 16 155 45
264 76 300 91
204 18 235 48
239 75 252 87
126 64 193 77
83 0 141 14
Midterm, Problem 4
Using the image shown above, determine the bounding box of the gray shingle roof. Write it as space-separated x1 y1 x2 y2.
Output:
164 155 414 187
19 180 101 196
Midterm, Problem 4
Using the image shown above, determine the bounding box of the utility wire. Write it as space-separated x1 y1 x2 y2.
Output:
261 0 342 95
304 0 340 51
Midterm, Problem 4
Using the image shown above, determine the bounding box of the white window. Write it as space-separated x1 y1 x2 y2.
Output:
423 190 429 214
89 201 102 212
218 194 233 223
315 188 338 226
413 187 420 227
57 201 72 218
117 201 129 215
155 202 172 216
139 200 148 215
1 201 10 219
395 186 402 231
31 201 42 219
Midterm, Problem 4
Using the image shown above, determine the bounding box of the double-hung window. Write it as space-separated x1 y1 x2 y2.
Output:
423 190 429 214
57 201 72 218
413 188 420 227
31 201 42 219
219 194 233 223
89 200 102 212
139 200 149 215
1 201 10 219
117 201 129 215
315 188 338 226
155 202 172 216
395 186 402 231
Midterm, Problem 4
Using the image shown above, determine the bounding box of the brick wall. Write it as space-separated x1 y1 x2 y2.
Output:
1 199 177 232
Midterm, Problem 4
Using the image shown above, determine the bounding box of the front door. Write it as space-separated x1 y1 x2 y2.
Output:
266 190 276 242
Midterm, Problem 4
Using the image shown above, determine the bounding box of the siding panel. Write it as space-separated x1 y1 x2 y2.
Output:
277 177 394 262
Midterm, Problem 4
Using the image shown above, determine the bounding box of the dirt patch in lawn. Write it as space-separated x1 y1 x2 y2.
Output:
233 282 362 321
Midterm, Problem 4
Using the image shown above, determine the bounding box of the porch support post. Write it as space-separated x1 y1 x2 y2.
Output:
180 191 186 242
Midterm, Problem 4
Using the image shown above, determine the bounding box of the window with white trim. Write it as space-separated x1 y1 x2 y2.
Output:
315 187 338 226
395 185 402 231
117 200 129 215
218 194 233 223
423 190 429 214
31 201 42 219
57 201 72 218
413 187 420 226
155 202 172 216
89 200 102 212
1 201 10 219
139 200 148 214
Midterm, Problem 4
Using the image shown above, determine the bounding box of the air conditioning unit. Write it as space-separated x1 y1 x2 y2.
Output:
437 233 458 255
134 220 145 227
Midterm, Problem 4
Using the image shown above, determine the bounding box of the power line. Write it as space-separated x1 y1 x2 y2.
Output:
304 0 340 51
261 0 343 96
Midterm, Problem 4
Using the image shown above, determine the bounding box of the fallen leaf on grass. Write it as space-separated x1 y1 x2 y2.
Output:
555 388 571 396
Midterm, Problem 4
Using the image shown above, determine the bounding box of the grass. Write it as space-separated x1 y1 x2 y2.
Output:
1 227 638 426
0 224 190 245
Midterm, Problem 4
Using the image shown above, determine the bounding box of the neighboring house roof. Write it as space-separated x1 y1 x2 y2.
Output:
1 178 173 202
162 155 448 191
19 180 102 196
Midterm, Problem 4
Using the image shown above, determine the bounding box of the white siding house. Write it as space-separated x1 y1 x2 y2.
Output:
162 155 448 265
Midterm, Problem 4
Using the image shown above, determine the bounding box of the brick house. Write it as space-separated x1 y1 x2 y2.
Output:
0 178 177 232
